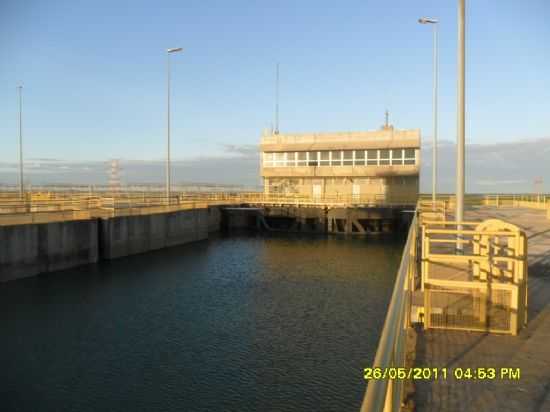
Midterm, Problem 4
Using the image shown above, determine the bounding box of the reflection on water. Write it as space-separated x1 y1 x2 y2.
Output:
0 232 403 412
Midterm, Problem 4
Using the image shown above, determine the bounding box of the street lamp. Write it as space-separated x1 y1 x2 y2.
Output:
17 85 24 197
418 17 439 211
166 47 183 203
456 0 466 251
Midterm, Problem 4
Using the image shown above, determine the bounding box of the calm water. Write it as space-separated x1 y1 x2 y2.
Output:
0 232 403 412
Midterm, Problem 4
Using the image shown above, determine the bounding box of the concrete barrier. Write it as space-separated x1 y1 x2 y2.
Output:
0 219 98 282
99 208 209 260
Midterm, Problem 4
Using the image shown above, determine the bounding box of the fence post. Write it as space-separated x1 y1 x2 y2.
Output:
421 225 427 292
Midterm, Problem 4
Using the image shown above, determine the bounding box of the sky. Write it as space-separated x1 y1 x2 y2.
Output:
0 0 549 189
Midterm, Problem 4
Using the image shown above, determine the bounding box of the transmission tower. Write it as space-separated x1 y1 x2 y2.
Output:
108 159 122 193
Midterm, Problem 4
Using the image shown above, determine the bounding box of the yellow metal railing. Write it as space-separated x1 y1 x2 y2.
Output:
421 219 528 335
419 193 550 212
360 212 419 412
0 191 420 225
1 191 549 226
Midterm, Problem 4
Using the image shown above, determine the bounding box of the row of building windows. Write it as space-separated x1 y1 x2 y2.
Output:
266 177 413 186
263 149 416 167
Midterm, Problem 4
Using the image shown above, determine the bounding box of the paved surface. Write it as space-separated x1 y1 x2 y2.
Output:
414 207 550 412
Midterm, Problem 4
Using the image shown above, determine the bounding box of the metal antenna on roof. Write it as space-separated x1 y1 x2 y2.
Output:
385 109 389 128
275 63 280 135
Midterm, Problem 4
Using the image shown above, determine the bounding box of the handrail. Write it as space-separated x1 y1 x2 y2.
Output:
1 192 549 223
360 212 418 412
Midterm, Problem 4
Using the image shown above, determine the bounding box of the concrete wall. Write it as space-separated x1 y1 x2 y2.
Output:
222 208 260 230
99 209 209 260
1 207 221 282
0 219 98 282
207 206 222 233
264 176 418 203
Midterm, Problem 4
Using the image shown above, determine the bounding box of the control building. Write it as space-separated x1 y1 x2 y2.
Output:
260 119 421 204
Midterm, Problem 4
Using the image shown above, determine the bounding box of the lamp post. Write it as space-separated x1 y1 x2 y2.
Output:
418 17 439 211
166 47 183 203
17 85 24 198
456 0 466 250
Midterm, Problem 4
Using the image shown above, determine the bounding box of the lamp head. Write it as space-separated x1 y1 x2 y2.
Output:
418 17 438 24
167 47 183 53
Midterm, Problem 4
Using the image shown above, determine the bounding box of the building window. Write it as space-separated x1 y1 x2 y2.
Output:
366 150 378 165
404 148 416 165
331 151 342 166
391 149 404 165
343 150 353 165
264 152 274 167
297 151 307 166
274 152 286 167
354 150 365 166
263 148 416 168
319 151 330 166
285 152 296 167
379 149 390 165
308 151 319 166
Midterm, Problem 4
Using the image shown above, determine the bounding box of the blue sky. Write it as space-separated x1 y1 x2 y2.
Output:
1 0 549 163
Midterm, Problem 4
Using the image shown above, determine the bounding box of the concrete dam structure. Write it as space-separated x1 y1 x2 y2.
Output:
0 201 412 282
0 207 220 282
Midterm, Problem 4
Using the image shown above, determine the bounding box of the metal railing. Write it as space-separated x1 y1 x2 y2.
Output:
419 193 550 210
360 212 419 412
2 191 548 212
1 191 549 226
421 219 528 335
0 191 420 225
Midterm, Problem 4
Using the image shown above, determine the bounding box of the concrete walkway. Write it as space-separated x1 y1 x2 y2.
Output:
414 207 550 412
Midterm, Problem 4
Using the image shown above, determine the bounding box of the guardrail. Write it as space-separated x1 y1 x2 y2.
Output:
1 191 549 226
419 194 549 210
360 212 419 412
2 192 548 212
0 191 419 222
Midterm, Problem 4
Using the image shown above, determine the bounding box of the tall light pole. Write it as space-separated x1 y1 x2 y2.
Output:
456 0 466 250
418 17 439 210
275 62 280 135
166 47 183 203
17 85 24 197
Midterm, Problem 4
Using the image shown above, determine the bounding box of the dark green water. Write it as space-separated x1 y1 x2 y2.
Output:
0 232 403 412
